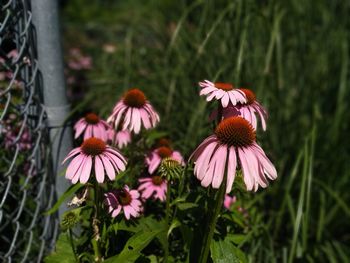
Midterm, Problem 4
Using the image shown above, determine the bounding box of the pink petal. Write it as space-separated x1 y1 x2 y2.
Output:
94 155 105 183
74 119 87 139
84 125 93 140
65 155 84 180
72 155 87 184
221 93 230 108
62 148 81 164
211 146 228 188
79 155 92 184
238 148 254 191
123 206 131 220
112 206 122 217
195 142 218 180
132 108 141 134
148 155 162 174
101 155 116 181
226 147 237 193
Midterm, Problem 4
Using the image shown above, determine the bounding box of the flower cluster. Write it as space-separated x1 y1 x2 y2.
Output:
63 87 179 219
191 80 277 193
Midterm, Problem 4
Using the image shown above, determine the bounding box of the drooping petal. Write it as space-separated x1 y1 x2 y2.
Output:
211 146 228 189
112 206 122 218
74 119 87 139
65 155 84 180
195 142 218 181
148 155 162 174
238 148 254 191
225 146 237 193
62 148 81 164
101 155 116 181
94 155 105 183
79 155 92 184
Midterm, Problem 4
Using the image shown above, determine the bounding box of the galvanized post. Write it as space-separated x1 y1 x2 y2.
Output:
31 0 72 216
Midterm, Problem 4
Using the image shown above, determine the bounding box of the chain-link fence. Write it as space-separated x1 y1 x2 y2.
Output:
0 1 60 262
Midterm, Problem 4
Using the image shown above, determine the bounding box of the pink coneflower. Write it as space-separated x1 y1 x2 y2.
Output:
199 80 247 108
222 88 268 131
104 186 142 220
138 175 167 202
224 195 237 210
145 146 184 174
74 113 110 141
62 137 127 184
107 129 131 148
190 117 277 192
107 88 159 134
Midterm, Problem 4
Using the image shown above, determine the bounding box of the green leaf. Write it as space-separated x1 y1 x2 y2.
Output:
104 229 162 262
177 202 198 210
167 219 181 237
45 184 84 215
44 233 76 263
210 238 247 263
225 234 247 245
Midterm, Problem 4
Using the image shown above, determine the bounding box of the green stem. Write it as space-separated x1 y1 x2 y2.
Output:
68 229 78 262
92 182 102 262
164 181 171 262
198 183 226 263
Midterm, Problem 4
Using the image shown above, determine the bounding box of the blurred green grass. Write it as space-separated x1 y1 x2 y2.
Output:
62 0 350 262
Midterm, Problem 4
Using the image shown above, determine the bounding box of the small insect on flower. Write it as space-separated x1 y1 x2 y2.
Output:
62 137 127 184
107 129 132 148
199 80 247 108
74 113 110 141
221 88 268 131
145 146 184 174
190 117 277 192
107 88 159 134
104 186 142 220
138 175 167 202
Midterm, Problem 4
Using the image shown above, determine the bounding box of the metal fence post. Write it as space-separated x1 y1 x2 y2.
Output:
31 0 72 216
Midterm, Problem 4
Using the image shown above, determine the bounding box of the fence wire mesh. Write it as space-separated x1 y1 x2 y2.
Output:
0 0 58 262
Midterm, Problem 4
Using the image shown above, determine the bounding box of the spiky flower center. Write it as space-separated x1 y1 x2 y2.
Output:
61 211 79 230
81 137 106 156
156 138 171 148
157 146 173 158
151 175 164 186
214 82 233 91
239 88 256 104
215 117 255 147
123 88 146 108
117 189 132 206
85 113 99 124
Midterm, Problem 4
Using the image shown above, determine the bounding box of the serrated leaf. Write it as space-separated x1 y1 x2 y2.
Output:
225 234 247 245
210 238 247 263
104 229 162 262
44 233 76 263
167 219 181 237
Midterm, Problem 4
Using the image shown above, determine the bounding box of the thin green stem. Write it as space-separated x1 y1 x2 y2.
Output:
198 182 226 263
92 182 102 262
68 229 78 262
164 180 171 262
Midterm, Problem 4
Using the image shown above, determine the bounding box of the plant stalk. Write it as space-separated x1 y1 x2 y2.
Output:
198 182 226 263
92 182 102 262
68 228 78 262
164 180 171 262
